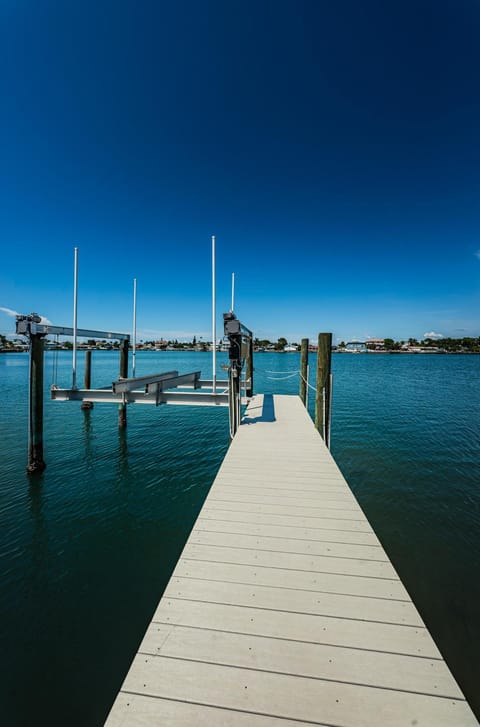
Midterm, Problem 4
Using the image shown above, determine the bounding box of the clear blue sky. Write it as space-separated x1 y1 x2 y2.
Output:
1 0 479 343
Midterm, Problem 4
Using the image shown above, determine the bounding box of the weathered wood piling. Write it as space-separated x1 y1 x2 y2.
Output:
27 333 46 474
315 332 332 445
299 337 309 406
81 349 94 410
118 339 129 428
84 349 92 389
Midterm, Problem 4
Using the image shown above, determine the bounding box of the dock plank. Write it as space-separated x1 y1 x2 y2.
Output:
164 575 420 625
152 598 442 657
138 623 463 698
105 394 478 726
180 541 398 578
119 654 476 727
195 517 382 545
189 529 389 560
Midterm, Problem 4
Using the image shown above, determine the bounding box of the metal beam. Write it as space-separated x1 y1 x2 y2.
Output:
113 370 178 394
16 319 130 340
146 371 201 394
159 392 240 406
50 387 239 407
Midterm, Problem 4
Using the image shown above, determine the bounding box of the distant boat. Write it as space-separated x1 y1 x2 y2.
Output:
284 345 298 352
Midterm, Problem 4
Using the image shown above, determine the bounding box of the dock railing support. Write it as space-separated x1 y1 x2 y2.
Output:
246 337 254 397
299 338 309 406
118 339 129 428
28 333 46 474
315 332 332 446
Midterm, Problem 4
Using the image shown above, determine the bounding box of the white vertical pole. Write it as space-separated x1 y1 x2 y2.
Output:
72 247 78 389
212 235 217 394
132 277 137 378
231 272 235 313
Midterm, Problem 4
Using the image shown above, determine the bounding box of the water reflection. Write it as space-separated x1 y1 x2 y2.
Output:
116 426 129 484
27 478 48 594
81 406 94 468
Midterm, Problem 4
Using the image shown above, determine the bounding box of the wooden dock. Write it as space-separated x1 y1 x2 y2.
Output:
105 394 478 726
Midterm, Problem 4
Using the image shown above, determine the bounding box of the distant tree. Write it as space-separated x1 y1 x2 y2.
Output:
383 338 395 350
408 338 418 346
192 335 197 346
63 341 73 349
339 341 346 348
276 337 288 351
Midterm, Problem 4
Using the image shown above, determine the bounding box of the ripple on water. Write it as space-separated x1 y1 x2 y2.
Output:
1 351 480 723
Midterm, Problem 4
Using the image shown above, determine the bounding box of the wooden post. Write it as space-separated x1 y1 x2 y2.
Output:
81 349 94 410
27 334 46 474
299 338 309 406
315 332 332 443
118 339 129 428
84 349 92 389
246 338 254 397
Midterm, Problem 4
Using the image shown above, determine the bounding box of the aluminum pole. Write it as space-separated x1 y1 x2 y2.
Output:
212 235 217 394
72 247 78 389
132 277 137 378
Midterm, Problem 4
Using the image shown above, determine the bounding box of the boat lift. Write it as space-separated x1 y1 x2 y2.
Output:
16 241 253 473
16 310 253 473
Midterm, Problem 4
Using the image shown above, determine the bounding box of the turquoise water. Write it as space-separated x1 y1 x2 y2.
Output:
1 351 479 723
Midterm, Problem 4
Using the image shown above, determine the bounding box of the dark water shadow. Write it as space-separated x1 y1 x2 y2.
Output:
243 393 276 424
82 407 94 464
116 426 130 482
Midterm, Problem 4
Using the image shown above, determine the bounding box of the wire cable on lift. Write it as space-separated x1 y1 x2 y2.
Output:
51 334 59 387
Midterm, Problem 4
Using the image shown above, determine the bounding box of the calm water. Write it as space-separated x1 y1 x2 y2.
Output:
1 350 479 723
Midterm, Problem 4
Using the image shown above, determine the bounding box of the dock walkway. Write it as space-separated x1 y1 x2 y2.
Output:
106 394 478 726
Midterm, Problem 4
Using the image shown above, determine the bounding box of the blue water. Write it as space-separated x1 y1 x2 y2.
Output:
1 351 479 723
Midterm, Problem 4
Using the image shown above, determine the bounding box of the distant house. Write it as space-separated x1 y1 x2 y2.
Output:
366 338 384 350
345 341 368 353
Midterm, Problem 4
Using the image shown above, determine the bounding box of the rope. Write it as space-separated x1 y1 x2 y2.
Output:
255 367 301 374
264 372 299 381
299 371 316 392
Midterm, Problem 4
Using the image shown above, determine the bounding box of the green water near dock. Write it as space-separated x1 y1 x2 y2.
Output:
1 351 479 724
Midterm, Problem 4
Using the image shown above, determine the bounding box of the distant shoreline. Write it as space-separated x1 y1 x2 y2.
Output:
2 348 479 355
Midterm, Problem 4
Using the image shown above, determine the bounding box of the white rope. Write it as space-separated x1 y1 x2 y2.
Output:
255 367 301 375
265 372 299 381
299 371 316 391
